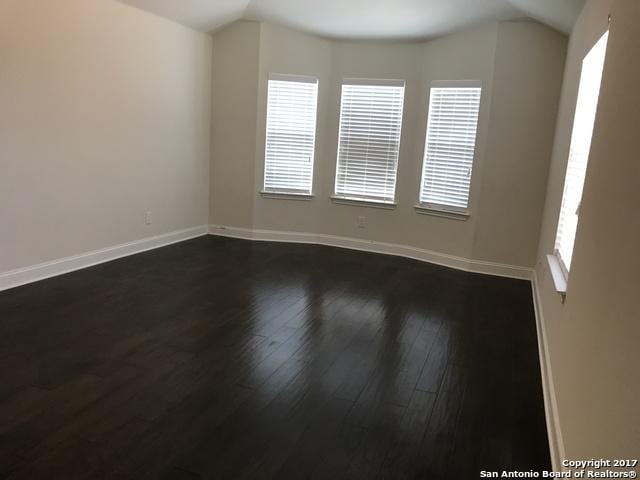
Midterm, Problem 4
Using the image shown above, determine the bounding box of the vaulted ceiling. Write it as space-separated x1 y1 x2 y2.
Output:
118 0 584 39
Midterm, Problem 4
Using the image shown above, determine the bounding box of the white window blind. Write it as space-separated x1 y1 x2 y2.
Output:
555 31 608 272
263 74 319 194
419 81 482 210
334 79 405 203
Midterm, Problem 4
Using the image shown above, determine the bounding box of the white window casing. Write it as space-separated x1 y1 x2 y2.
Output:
263 74 319 195
419 80 482 213
554 31 608 277
334 79 405 204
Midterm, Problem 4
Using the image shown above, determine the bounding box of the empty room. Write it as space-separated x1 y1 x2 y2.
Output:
1 0 638 478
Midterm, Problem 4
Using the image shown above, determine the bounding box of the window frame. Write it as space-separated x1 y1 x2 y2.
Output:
261 72 320 198
550 30 609 294
416 79 483 218
332 78 406 207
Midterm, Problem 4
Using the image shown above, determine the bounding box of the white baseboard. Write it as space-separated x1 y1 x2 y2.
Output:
531 270 565 471
208 224 533 280
1 222 554 464
0 225 208 292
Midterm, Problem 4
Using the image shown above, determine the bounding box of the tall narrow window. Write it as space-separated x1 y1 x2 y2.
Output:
419 81 482 212
555 31 608 273
263 74 319 195
334 79 405 204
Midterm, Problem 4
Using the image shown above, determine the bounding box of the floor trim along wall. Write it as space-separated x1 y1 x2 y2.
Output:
0 225 208 292
0 223 556 468
209 224 533 281
208 225 564 463
531 271 566 472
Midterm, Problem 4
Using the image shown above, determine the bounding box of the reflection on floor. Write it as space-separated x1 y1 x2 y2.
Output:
0 235 549 479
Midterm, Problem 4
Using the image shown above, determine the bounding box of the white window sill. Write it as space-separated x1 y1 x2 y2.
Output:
260 191 314 201
546 254 567 300
330 195 397 210
414 204 470 221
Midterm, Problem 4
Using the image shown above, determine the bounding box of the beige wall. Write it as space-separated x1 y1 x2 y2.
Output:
210 21 261 229
535 0 640 463
417 25 499 259
253 23 334 235
473 21 568 267
209 20 567 269
0 0 212 273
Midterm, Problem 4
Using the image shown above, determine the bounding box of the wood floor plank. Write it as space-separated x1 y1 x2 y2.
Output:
0 236 550 479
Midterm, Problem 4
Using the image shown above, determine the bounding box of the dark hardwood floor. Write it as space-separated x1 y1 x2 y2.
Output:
0 236 550 479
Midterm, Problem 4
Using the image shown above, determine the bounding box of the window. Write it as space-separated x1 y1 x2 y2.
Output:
419 81 482 212
555 31 608 274
263 74 319 195
334 79 405 204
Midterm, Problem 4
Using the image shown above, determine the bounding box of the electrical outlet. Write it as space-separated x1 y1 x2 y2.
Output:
145 211 152 225
357 216 366 229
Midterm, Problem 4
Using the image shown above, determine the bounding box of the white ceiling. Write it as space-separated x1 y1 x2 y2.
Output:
118 0 584 39
509 0 585 34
